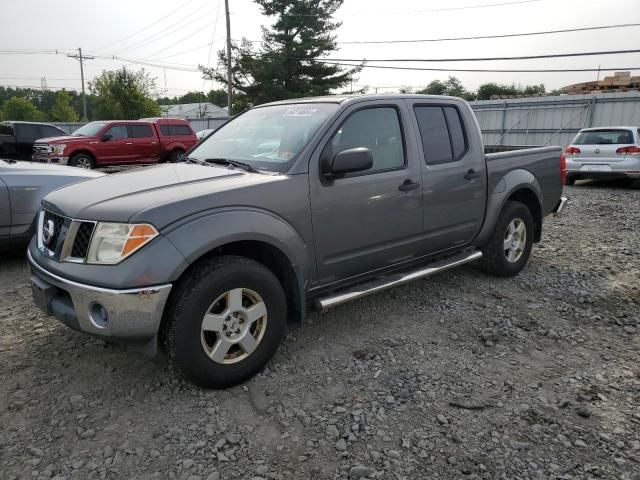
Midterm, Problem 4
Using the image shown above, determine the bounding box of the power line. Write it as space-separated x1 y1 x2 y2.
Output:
337 22 640 44
315 49 640 63
314 61 640 73
93 0 197 51
146 19 220 59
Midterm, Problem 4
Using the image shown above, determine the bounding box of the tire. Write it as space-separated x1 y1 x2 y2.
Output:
168 149 185 163
164 255 287 388
479 201 534 277
566 177 576 186
69 153 94 169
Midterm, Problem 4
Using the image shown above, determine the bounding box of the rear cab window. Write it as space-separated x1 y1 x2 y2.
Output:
413 105 468 164
159 124 193 136
574 129 634 145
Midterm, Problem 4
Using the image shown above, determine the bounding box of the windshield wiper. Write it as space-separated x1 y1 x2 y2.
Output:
204 158 262 174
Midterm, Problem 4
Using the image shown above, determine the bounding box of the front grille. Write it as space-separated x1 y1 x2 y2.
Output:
71 222 95 259
33 143 52 155
42 210 65 251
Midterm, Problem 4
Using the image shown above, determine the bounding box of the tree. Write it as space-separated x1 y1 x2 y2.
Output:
416 77 475 100
89 67 161 119
206 89 229 107
201 0 361 113
178 91 207 104
50 91 78 122
476 82 546 100
2 97 44 121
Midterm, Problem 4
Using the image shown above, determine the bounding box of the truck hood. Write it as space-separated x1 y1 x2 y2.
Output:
42 163 288 228
1 159 104 178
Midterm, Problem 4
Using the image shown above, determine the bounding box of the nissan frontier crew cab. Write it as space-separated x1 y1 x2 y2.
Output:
28 95 567 388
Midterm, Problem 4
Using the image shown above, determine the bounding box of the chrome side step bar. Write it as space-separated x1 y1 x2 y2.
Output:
314 250 483 311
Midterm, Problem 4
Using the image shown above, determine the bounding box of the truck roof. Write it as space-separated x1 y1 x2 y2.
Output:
261 93 466 107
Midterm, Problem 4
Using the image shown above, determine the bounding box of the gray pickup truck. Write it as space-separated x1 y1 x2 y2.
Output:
28 95 566 388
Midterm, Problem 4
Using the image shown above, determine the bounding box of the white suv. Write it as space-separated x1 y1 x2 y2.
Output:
565 127 640 185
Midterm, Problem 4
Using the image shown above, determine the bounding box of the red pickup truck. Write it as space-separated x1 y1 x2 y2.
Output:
32 118 197 169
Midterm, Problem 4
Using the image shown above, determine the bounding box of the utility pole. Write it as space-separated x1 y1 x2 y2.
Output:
224 0 233 114
67 48 94 121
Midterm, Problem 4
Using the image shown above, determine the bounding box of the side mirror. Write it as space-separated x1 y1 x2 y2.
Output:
101 133 113 142
323 147 373 178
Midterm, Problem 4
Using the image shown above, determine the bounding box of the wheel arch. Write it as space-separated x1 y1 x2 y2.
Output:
475 169 543 246
163 209 311 324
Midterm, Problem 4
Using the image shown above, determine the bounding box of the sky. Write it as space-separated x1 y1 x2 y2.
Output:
1 0 639 98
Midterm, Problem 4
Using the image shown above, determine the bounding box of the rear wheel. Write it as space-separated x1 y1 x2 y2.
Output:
69 153 94 169
164 255 287 388
479 201 534 277
566 177 576 186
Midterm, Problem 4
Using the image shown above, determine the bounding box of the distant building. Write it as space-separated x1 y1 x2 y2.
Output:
161 103 228 119
562 71 640 95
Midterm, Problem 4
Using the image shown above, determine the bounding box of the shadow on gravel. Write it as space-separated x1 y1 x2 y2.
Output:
572 178 639 190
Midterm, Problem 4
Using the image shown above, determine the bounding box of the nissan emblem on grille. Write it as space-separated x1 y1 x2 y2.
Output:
42 219 55 246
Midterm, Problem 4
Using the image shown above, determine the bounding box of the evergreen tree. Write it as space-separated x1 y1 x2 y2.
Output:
200 0 361 112
50 91 79 122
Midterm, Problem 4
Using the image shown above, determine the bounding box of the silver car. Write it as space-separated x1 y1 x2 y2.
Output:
1 159 103 249
565 126 640 185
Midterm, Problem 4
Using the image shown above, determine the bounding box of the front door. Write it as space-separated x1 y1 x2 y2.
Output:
94 124 135 164
408 101 486 253
309 101 424 286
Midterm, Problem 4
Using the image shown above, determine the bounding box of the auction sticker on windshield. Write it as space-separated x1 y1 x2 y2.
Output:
282 108 319 117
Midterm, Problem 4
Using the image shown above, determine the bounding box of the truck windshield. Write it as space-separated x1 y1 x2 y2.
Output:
73 122 107 137
188 103 339 172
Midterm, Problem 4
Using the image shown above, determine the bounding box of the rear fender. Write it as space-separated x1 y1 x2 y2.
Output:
474 169 542 246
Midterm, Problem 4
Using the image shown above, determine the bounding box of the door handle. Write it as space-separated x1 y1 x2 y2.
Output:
399 179 420 192
464 169 480 180
126 142 133 145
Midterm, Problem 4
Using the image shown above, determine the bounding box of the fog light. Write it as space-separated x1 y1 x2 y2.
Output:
89 303 109 328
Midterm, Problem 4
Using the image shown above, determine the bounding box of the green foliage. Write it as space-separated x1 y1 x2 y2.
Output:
417 77 475 100
476 82 545 100
2 97 45 121
50 91 79 122
89 68 161 119
201 0 361 113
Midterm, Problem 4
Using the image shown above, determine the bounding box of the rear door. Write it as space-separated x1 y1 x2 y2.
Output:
14 123 41 160
128 123 160 163
309 99 425 285
408 101 486 253
93 124 135 164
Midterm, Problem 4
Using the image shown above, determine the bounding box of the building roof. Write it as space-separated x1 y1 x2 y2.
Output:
161 103 228 119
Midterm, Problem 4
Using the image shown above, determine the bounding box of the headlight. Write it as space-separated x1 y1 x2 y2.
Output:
53 144 66 155
87 223 159 265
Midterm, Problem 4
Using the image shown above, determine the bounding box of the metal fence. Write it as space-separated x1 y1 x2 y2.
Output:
470 91 640 148
51 117 230 134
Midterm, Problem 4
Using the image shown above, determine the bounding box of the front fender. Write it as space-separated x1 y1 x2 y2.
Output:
164 207 312 288
474 169 542 246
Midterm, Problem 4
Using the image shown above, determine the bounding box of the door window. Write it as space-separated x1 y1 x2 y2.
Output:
330 107 405 173
0 124 14 136
129 124 153 138
414 105 468 164
17 124 41 141
40 125 67 137
105 125 128 140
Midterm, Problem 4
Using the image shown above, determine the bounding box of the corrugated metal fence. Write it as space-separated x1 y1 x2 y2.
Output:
470 91 640 147
52 117 230 134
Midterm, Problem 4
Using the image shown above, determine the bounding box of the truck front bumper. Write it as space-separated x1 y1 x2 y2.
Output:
28 249 172 352
32 154 70 165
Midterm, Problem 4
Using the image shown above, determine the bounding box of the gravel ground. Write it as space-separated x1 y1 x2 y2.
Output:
1 180 639 480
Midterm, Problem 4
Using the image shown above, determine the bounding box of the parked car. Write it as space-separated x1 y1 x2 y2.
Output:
0 121 68 161
565 126 640 185
0 159 103 249
31 118 197 168
196 129 214 141
28 94 566 388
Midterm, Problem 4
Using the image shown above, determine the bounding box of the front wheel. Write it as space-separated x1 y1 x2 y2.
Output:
164 255 287 388
479 201 534 277
69 153 94 169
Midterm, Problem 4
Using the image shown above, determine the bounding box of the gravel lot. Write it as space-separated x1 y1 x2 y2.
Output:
1 181 639 480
